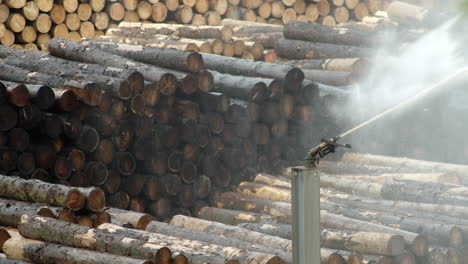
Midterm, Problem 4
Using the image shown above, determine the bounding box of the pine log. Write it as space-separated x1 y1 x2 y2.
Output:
201 53 304 91
233 32 283 49
254 173 291 189
385 1 431 26
0 252 33 264
274 39 372 59
171 214 292 251
237 222 292 240
81 39 203 74
210 70 270 102
146 220 292 262
0 198 55 227
0 175 85 210
341 172 460 185
100 223 284 264
4 230 152 264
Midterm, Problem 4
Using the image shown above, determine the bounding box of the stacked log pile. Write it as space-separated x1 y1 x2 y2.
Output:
161 151 468 264
0 0 390 50
0 36 341 224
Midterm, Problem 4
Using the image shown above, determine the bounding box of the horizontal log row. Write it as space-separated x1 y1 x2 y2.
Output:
0 0 387 50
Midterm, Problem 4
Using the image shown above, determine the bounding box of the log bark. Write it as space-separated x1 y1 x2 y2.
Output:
237 182 291 202
4 227 152 264
254 173 291 189
233 32 283 49
274 39 373 59
341 172 460 185
321 229 405 256
274 58 366 72
0 175 85 210
146 220 292 262
99 223 284 264
170 214 292 251
237 222 292 240
201 53 304 92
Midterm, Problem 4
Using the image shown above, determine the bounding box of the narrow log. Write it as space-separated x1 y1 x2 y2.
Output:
0 175 85 210
4 228 152 264
237 181 291 202
196 206 274 225
106 208 154 230
238 221 292 240
171 214 292 251
274 39 373 59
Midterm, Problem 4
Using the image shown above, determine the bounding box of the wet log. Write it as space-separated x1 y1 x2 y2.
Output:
237 222 292 240
146 220 292 262
0 198 55 227
170 214 292 251
341 172 460 185
80 39 204 73
4 228 152 264
321 229 405 256
0 175 85 210
284 21 379 47
201 53 304 92
274 39 373 59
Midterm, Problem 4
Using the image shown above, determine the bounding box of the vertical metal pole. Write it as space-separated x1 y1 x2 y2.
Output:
292 166 321 264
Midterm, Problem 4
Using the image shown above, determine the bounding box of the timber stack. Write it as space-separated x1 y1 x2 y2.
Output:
1 0 424 50
0 36 341 224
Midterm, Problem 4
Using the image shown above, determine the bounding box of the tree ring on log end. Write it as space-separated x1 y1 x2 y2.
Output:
67 188 86 211
187 52 203 73
285 68 305 91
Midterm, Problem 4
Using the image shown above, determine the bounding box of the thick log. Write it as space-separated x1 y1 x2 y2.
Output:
171 214 292 251
233 32 282 49
107 191 130 210
76 187 105 213
254 173 291 189
201 53 304 92
146 220 292 262
99 223 284 264
321 229 405 256
80 39 204 74
237 222 292 240
0 175 85 210
4 228 152 264
341 172 461 185
274 39 373 59
284 21 379 47
0 198 55 227
211 70 270 102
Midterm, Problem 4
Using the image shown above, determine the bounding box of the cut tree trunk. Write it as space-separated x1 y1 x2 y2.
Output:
80 39 204 73
201 53 304 92
210 70 270 102
284 21 379 47
106 208 155 230
274 39 373 59
237 181 291 202
196 206 275 225
0 175 85 210
321 229 405 256
274 58 366 72
0 198 56 227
